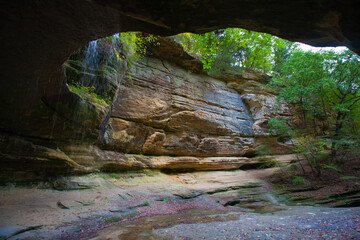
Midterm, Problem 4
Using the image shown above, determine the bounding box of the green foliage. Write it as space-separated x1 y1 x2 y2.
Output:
104 217 123 224
296 135 328 176
257 159 280 169
93 32 159 73
175 28 291 74
269 117 329 176
68 83 111 106
269 48 360 165
321 163 341 172
117 32 159 66
288 164 298 171
269 50 329 115
292 176 307 185
268 118 293 137
339 175 358 180
273 41 299 75
66 32 159 105
104 212 137 224
159 197 170 202
255 143 272 157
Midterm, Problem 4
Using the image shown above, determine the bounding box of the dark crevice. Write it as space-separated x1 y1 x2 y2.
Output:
328 190 360 199
242 151 258 158
0 130 66 147
223 200 241 206
334 201 360 208
160 168 197 174
239 163 265 170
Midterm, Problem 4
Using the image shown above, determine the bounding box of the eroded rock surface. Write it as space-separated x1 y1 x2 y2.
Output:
101 39 294 165
0 38 297 182
105 58 254 157
1 171 359 239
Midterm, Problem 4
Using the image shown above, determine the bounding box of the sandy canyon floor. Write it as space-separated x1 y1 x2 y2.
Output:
0 169 359 239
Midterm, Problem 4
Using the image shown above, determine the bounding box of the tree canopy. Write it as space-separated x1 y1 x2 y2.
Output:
174 29 292 74
270 49 360 135
269 48 360 172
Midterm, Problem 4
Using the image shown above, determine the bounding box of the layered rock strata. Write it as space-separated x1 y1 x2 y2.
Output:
103 39 293 159
0 38 298 182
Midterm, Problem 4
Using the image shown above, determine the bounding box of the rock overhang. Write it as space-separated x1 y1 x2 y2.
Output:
1 0 359 136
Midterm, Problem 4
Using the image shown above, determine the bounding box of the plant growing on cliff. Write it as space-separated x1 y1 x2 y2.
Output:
68 83 111 106
66 32 159 105
91 32 159 72
117 32 159 66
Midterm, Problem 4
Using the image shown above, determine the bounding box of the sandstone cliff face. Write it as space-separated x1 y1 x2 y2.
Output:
211 69 292 137
105 58 255 157
102 39 292 159
0 38 297 183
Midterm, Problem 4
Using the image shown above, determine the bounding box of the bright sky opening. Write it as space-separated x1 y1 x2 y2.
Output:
297 42 348 53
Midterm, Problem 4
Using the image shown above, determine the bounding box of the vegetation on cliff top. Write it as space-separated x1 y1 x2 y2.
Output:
173 29 293 74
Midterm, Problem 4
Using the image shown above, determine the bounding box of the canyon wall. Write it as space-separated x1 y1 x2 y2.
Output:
0 38 298 183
